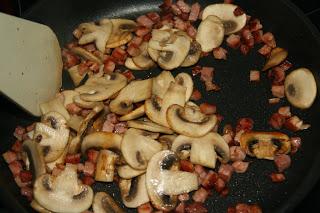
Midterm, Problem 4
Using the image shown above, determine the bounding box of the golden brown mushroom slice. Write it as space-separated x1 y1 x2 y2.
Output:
284 68 317 109
181 41 202 67
202 3 247 35
152 71 175 99
119 105 145 121
95 150 118 182
124 57 144 71
127 118 174 134
240 131 291 160
67 65 88 86
106 19 137 48
262 47 288 71
132 42 156 70
70 46 102 64
23 139 46 180
93 192 125 213
118 165 146 179
175 72 194 101
166 104 217 137
81 132 122 154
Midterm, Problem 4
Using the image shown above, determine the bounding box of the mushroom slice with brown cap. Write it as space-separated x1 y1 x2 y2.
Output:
95 150 118 182
125 57 144 71
33 164 93 213
67 65 88 87
148 32 191 70
109 78 152 115
34 112 70 162
240 131 291 160
118 165 145 179
119 105 145 121
30 200 52 213
145 81 186 127
285 68 317 109
166 104 217 137
181 41 202 67
119 174 150 208
121 128 162 170
23 139 46 180
262 47 288 71
75 73 127 102
73 95 99 109
202 4 247 35
132 42 156 70
40 96 70 120
175 73 194 101
171 135 193 160
70 47 102 64
152 71 175 99
81 132 122 154
196 15 224 52
78 19 113 53
106 19 137 48
127 118 174 134
93 192 125 213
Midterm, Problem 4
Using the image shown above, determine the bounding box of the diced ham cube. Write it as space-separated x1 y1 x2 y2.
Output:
189 3 201 22
192 187 208 203
236 118 254 132
242 28 254 48
129 36 143 47
269 113 286 129
274 154 291 172
177 0 191 13
135 26 151 37
252 30 263 44
278 106 291 118
14 126 25 141
82 176 95 186
111 47 127 65
290 137 302 154
220 187 229 197
65 153 81 164
20 186 33 201
52 167 63 176
9 161 22 177
190 89 202 101
2 151 17 164
180 160 194 172
83 44 96 52
218 164 234 182
271 85 285 98
262 32 276 48
122 70 135 81
19 170 33 183
127 43 141 57
232 161 249 173
199 103 217 115
103 59 116 74
249 19 263 32
214 177 226 193
146 12 160 23
102 120 115 132
185 202 208 213
201 170 218 189
213 47 227 60
66 103 82 115
233 6 245 16
62 49 80 69
240 44 250 55
258 44 272 56
87 149 99 163
114 122 128 134
200 67 214 82
270 173 286 183
178 193 190 202
175 202 186 213
186 25 197 38
171 4 182 15
138 202 153 213
136 15 154 28
174 17 187 31
268 98 281 104
83 161 95 177
250 70 260 82
14 176 31 188
235 203 251 213
226 34 241 49
230 146 246 162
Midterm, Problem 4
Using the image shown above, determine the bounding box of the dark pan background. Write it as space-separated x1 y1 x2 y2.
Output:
0 0 320 212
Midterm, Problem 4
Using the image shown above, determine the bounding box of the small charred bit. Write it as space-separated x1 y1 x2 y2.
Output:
248 139 259 153
73 188 88 200
120 101 130 109
35 134 43 142
177 144 192 153
161 194 173 205
48 116 58 129
160 154 178 170
151 96 161 111
42 176 51 191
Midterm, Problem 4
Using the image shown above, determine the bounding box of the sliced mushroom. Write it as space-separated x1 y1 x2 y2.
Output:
132 129 160 140
119 174 150 208
68 65 88 86
147 47 160 62
152 71 175 99
132 42 156 70
196 15 224 52
78 19 113 53
33 112 70 162
121 128 162 170
158 134 177 150
119 105 145 121
73 95 99 109
70 47 102 64
30 200 52 213
81 132 122 154
262 47 288 71
106 19 137 48
40 96 70 120
166 104 217 137
118 165 145 179
284 68 317 109
61 90 79 107
68 103 104 154
93 192 125 213
146 150 179 211
171 135 193 160
110 78 152 115
175 73 194 101
95 149 118 182
33 164 93 213
240 131 291 160
76 73 127 102
67 115 84 132
149 31 191 70
127 118 174 134
202 3 247 35
181 41 202 67
125 57 144 71
145 82 186 127
22 139 46 180
46 141 70 172
190 138 217 168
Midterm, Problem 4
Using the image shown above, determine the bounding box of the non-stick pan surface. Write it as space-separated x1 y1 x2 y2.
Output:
1 0 320 212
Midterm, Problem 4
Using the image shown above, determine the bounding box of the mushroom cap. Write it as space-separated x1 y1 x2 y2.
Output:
181 41 202 67
93 192 125 213
262 47 288 71
81 131 122 154
127 118 174 134
196 15 224 52
121 128 162 170
33 164 93 213
124 58 144 71
166 104 217 137
73 95 99 109
119 174 150 208
284 68 317 109
117 165 145 179
119 105 145 121
146 150 178 211
240 131 290 160
152 71 175 99
40 96 70 121
202 3 247 35
75 73 127 102
175 72 194 101
109 78 152 115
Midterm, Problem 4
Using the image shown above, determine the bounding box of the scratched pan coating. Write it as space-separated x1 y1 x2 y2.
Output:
1 0 320 212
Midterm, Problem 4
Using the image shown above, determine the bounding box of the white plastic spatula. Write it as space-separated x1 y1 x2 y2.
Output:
0 13 63 116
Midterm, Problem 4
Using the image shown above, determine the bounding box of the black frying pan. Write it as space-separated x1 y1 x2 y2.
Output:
1 0 320 212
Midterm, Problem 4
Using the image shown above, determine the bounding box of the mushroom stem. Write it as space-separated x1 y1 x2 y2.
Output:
95 150 118 182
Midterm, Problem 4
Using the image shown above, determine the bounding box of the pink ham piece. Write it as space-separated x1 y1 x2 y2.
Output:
271 85 285 98
213 47 227 60
218 164 234 182
102 120 115 132
262 32 276 48
83 161 95 177
232 161 249 173
146 12 160 23
274 154 291 172
2 151 18 164
269 113 286 129
284 116 310 132
226 34 241 49
189 3 201 22
9 161 22 177
171 4 182 15
250 70 260 82
258 44 272 56
138 203 153 213
114 122 128 134
175 202 186 213
192 187 208 203
290 137 302 154
178 193 190 202
214 177 226 193
278 106 291 118
186 25 197 38
230 146 246 162
136 15 154 28
177 0 191 13
268 98 281 104
135 26 151 37
270 173 285 183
